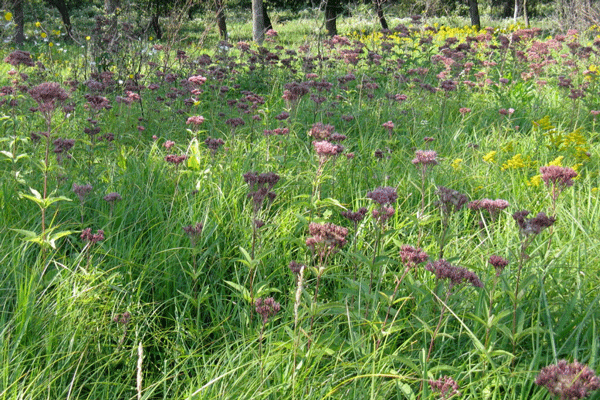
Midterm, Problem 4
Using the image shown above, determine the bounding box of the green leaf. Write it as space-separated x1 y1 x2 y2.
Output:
224 281 251 303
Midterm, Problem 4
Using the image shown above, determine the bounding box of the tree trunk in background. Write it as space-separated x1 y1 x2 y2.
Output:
13 0 25 46
468 0 480 29
264 7 273 32
324 0 339 36
45 0 72 37
374 0 388 30
252 0 265 44
152 0 162 40
104 0 120 13
523 0 529 26
214 0 227 39
513 0 519 21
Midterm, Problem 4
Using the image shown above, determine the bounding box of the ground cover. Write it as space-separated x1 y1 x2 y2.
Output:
1 9 600 400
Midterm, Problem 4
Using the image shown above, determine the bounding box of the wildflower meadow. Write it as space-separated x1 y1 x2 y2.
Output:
1 5 600 400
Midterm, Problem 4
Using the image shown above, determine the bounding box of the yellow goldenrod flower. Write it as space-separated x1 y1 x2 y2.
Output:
548 156 564 166
4 12 12 21
483 151 497 163
528 174 542 186
451 158 463 170
501 154 526 170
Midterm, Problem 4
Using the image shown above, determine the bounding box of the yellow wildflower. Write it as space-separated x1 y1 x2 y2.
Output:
451 158 463 170
86 36 91 41
41 32 47 38
48 42 53 47
483 151 497 163
548 156 564 166
4 12 12 21
35 21 41 27
149 36 153 41
502 154 526 170
528 175 542 186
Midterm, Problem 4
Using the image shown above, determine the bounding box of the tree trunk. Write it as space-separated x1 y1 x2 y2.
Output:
325 0 339 37
374 0 388 30
104 0 120 13
523 0 529 26
13 0 25 46
214 0 227 39
152 0 162 40
252 0 265 44
468 0 480 29
46 0 72 37
513 0 519 22
264 7 273 32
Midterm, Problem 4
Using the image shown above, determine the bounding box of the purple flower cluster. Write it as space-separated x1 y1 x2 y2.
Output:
81 228 105 244
366 186 398 206
72 183 93 202
288 260 305 274
204 137 225 154
104 192 122 203
425 259 483 289
435 186 468 214
468 199 510 213
412 150 438 166
489 255 508 276
183 222 203 246
255 297 281 324
399 245 429 268
313 140 344 157
165 154 188 165
535 360 600 400
29 82 69 113
512 210 556 236
244 172 280 212
308 122 336 140
84 94 112 111
429 376 460 399
341 207 368 223
4 50 35 67
305 222 348 252
540 165 578 194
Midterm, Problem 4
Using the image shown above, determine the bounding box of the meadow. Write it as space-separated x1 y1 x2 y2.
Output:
1 6 600 400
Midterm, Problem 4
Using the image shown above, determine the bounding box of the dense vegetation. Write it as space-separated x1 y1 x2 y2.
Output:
1 5 600 400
